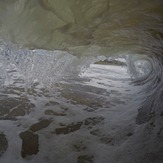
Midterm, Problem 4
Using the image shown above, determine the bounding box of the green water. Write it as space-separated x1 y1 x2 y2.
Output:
0 0 162 55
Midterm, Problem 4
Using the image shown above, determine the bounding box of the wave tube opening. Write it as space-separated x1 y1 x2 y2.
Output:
0 1 163 163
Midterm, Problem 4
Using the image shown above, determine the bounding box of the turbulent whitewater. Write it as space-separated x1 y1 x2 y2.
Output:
0 0 163 163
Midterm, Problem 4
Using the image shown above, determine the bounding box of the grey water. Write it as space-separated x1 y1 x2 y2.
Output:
0 0 163 163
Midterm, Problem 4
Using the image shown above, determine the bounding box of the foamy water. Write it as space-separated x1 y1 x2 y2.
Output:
0 0 163 163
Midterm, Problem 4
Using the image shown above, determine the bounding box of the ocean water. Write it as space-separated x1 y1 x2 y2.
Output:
0 0 163 163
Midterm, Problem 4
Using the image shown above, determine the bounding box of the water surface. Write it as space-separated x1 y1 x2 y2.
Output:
0 0 163 163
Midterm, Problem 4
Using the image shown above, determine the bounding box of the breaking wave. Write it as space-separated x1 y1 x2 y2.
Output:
0 0 163 163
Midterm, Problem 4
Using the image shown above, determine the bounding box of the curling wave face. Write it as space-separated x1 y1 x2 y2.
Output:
0 0 163 163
